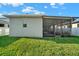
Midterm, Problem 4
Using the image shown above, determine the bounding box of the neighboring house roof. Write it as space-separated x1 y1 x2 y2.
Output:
71 18 79 24
72 21 79 24
0 15 9 24
0 15 7 18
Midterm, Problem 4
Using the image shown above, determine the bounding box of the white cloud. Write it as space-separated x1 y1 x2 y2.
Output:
22 6 46 15
22 6 35 13
50 3 56 6
0 3 24 7
51 5 58 8
58 3 65 6
33 10 45 15
50 3 65 6
50 3 65 9
50 3 58 8
9 3 24 7
44 6 48 8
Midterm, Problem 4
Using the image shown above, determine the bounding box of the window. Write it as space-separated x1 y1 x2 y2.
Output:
77 24 79 27
0 24 4 27
23 24 27 28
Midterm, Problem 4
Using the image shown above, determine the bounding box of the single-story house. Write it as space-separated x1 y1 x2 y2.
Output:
3 14 79 37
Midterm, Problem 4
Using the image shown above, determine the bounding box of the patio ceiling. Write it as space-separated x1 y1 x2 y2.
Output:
43 16 75 25
43 16 73 20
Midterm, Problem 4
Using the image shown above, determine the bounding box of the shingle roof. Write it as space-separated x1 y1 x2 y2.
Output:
3 14 45 18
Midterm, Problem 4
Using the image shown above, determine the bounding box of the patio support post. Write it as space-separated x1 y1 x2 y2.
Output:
60 21 63 36
53 24 55 36
69 18 72 36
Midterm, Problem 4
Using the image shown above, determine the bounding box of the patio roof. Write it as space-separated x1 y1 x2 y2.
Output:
43 16 79 20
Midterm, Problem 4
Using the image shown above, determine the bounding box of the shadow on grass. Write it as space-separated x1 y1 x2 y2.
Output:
25 36 79 44
42 36 79 44
0 36 20 47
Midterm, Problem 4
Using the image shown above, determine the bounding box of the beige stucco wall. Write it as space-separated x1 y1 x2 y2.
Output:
9 17 43 37
72 23 77 28
71 23 79 36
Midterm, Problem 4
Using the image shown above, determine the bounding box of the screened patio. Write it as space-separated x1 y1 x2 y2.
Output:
42 16 75 37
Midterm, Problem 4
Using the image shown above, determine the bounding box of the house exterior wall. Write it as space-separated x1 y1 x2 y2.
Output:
9 17 43 37
71 23 79 36
0 18 9 35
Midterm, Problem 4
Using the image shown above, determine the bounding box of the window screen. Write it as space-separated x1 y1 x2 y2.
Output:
0 24 4 27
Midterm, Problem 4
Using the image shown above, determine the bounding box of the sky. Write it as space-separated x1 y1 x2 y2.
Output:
0 3 79 17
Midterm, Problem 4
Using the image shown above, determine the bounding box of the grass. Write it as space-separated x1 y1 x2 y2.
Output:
0 36 79 56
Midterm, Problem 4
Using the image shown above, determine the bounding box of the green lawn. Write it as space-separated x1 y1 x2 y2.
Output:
0 36 79 56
